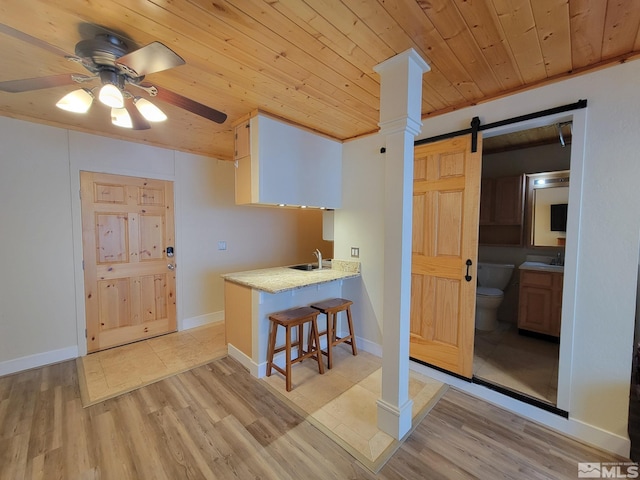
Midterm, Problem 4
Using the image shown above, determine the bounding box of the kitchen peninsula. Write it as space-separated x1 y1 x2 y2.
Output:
222 260 360 378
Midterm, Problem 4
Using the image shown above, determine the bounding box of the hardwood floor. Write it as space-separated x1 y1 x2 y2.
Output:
0 356 627 479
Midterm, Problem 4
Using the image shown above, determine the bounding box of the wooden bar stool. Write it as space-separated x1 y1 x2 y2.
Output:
266 306 325 391
309 298 358 369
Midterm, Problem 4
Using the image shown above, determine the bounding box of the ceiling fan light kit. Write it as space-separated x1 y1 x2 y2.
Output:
134 97 167 122
98 83 124 108
110 107 132 128
55 88 94 113
0 30 228 129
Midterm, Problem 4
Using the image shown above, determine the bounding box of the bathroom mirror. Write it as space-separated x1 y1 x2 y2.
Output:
525 170 570 248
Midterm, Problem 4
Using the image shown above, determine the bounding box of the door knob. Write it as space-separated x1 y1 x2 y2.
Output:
167 263 175 270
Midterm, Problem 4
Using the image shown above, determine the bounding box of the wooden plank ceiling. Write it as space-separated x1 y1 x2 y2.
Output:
0 0 638 160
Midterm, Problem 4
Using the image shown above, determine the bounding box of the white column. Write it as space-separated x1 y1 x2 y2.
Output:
373 49 430 439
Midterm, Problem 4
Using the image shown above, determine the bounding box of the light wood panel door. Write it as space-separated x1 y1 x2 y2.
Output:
410 134 482 378
81 172 177 353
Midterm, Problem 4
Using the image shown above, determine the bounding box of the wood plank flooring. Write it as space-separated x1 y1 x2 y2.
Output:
0 356 627 479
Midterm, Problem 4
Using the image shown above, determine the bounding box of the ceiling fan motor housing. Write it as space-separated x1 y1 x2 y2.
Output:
75 34 129 71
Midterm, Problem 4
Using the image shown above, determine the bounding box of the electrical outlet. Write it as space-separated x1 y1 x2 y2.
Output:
351 247 359 258
218 241 227 251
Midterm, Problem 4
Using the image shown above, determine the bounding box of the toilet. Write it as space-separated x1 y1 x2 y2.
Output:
475 262 514 331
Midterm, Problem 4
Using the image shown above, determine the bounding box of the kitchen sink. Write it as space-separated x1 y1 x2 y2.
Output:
289 263 319 271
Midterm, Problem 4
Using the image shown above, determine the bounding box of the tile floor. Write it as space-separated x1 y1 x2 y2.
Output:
262 346 447 472
77 322 227 406
473 321 559 404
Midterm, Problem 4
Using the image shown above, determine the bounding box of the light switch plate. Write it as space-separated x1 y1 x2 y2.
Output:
218 241 227 251
351 247 359 258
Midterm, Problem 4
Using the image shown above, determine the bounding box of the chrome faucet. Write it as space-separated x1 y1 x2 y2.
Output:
552 252 564 266
313 249 323 269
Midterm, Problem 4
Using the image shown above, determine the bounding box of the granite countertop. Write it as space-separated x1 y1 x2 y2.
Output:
222 259 361 294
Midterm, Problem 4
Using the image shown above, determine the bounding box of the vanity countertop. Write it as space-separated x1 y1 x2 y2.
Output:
519 261 564 273
221 259 360 294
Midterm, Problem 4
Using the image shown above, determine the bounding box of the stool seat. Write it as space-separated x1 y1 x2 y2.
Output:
310 298 358 369
267 306 324 391
269 306 318 324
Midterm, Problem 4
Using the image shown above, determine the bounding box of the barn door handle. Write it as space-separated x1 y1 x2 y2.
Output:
465 259 473 282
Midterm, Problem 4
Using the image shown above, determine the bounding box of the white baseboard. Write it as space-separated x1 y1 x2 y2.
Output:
227 343 260 377
181 311 224 330
0 346 79 377
228 337 333 380
352 334 382 357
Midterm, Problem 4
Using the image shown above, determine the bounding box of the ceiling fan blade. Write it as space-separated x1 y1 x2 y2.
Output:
124 98 151 130
0 23 72 58
144 85 227 124
0 74 81 93
116 42 185 77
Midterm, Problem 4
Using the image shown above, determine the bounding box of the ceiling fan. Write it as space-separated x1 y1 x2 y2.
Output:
0 25 227 130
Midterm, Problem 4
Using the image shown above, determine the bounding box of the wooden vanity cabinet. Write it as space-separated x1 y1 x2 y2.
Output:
518 269 563 337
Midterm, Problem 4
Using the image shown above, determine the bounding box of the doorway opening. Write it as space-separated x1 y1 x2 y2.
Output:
472 120 572 409
409 102 585 416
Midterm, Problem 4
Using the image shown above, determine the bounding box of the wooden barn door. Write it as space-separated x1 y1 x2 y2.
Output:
81 172 176 353
410 134 482 378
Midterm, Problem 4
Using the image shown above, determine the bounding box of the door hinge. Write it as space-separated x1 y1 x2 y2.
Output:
82 260 85 270
84 329 87 338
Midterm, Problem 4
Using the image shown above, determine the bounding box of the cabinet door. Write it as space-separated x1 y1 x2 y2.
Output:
479 178 494 225
494 175 523 224
235 156 252 204
234 119 252 204
518 285 553 334
234 120 250 159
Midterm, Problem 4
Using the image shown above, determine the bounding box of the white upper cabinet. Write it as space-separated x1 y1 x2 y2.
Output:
234 112 342 209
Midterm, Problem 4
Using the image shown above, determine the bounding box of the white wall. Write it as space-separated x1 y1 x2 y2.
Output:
337 60 640 455
0 122 77 367
0 116 325 373
336 134 386 350
174 152 321 325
